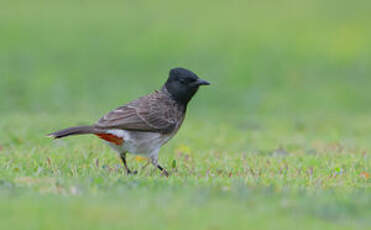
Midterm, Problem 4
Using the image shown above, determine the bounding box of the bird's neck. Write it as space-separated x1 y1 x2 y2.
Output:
161 86 189 109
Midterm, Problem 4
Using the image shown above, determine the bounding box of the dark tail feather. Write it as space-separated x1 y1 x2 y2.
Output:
47 126 96 139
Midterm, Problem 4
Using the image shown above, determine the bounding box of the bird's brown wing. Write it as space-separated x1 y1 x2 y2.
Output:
94 91 183 134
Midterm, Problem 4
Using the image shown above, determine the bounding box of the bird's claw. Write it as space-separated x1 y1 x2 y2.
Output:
127 170 138 175
161 169 169 177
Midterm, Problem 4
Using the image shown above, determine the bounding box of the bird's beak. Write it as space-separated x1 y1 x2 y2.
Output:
196 78 211 86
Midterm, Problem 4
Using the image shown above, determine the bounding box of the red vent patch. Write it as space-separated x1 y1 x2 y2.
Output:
95 133 124 145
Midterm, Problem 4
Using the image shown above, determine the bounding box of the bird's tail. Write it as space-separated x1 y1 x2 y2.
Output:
47 126 97 139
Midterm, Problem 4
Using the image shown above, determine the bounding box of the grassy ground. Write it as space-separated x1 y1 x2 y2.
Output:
1 0 370 229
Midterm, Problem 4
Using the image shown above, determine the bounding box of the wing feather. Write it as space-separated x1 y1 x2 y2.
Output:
94 91 183 134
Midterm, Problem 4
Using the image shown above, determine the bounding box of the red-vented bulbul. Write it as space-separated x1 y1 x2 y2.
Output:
48 67 210 176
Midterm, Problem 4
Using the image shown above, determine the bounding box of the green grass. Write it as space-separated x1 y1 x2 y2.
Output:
1 0 371 229
1 114 370 229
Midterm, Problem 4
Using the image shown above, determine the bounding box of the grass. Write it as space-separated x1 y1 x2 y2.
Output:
1 0 371 229
0 113 370 229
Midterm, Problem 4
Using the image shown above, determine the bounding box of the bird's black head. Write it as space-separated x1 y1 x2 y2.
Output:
164 67 210 105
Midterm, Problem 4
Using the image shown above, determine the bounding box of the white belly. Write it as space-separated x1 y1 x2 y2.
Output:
104 129 172 156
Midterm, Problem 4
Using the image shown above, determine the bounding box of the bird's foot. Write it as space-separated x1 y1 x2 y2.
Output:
126 170 138 175
156 164 169 177
161 169 169 177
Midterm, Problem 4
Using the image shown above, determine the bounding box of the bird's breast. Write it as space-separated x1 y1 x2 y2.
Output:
98 129 174 155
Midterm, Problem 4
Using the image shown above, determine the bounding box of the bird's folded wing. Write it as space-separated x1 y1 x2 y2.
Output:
94 93 178 133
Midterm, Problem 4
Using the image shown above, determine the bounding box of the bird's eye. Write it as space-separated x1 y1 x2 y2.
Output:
179 79 186 84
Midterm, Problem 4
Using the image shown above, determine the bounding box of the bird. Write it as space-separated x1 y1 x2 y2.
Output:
47 67 210 176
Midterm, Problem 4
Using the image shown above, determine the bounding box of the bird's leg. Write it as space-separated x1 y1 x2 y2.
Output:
157 164 169 177
120 153 137 175
150 154 169 177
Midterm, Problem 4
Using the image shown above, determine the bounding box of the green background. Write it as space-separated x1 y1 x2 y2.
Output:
0 1 370 229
